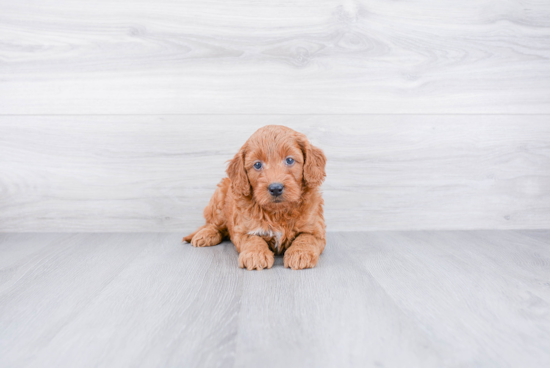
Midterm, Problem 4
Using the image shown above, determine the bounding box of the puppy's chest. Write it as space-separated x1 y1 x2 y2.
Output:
246 227 294 255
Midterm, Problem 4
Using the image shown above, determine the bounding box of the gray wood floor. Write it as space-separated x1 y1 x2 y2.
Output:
1 231 549 367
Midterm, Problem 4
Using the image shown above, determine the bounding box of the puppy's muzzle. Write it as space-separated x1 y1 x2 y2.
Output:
268 183 284 197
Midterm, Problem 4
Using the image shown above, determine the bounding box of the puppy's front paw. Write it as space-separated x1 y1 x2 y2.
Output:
284 247 319 270
190 227 222 247
238 249 274 271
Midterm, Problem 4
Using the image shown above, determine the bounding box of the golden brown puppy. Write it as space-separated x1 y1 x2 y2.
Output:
183 125 327 270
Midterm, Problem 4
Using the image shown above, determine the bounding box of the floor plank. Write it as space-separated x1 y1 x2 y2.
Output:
1 231 549 367
359 230 550 367
0 234 156 366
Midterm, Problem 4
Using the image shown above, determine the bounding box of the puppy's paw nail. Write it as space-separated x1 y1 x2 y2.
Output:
238 250 275 271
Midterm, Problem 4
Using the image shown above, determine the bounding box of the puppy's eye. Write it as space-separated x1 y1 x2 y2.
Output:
285 157 295 166
253 161 262 170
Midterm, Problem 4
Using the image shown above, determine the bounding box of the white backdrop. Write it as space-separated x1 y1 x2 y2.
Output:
1 0 549 232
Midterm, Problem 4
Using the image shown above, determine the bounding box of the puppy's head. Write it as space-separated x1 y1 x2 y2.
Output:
227 125 326 210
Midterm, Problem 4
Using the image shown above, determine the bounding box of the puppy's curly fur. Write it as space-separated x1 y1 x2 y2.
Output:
183 125 327 270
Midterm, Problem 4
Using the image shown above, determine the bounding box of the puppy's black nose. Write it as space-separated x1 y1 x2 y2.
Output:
268 183 284 197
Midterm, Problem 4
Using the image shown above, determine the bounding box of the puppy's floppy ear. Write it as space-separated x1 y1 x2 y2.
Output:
298 135 327 188
226 149 251 197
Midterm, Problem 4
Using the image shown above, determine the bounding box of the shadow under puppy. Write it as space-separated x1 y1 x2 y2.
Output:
183 125 327 270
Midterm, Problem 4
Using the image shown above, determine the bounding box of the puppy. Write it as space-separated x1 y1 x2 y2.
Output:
183 125 327 270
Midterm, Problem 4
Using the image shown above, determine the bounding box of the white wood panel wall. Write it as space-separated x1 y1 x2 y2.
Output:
1 0 550 114
1 0 550 232
1 116 549 232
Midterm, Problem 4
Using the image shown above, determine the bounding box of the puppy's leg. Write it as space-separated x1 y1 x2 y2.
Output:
234 234 275 271
183 178 229 247
284 233 325 270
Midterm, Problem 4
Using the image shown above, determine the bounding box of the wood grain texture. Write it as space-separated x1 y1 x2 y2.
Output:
1 0 550 114
1 115 549 232
0 233 243 368
1 231 549 367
